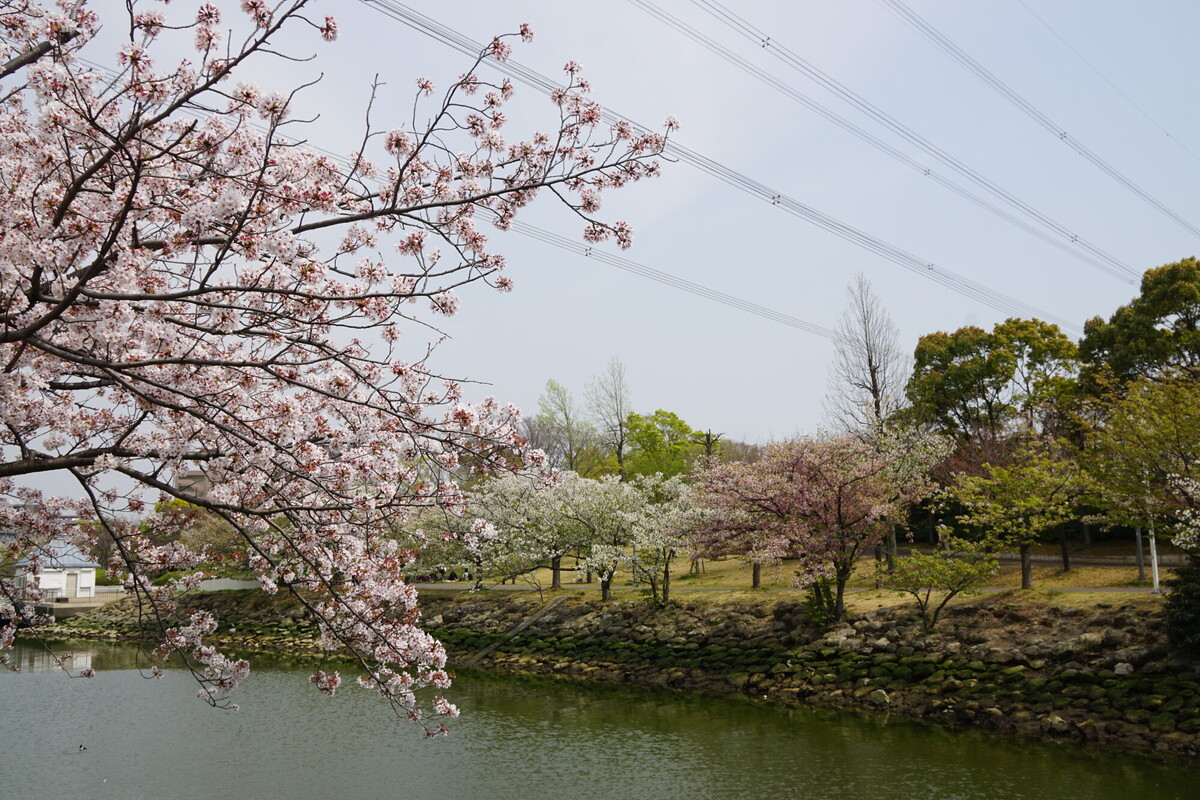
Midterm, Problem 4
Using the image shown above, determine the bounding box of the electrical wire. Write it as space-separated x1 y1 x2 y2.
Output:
357 0 1082 334
876 0 1200 240
667 0 1136 283
75 61 842 343
1013 0 1200 170
503 219 839 341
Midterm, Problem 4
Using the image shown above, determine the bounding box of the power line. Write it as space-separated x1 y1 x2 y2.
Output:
664 138 1077 331
664 0 1136 283
76 61 838 342
1013 0 1200 170
357 0 1082 334
876 0 1200 240
504 220 839 340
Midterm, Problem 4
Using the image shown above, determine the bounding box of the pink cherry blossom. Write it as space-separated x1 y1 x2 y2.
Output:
693 429 946 620
0 0 674 730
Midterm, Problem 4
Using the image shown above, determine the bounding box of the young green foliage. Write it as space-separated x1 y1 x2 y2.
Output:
947 437 1086 589
882 537 997 631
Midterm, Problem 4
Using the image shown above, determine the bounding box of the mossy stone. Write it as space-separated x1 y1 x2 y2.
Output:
1150 713 1177 732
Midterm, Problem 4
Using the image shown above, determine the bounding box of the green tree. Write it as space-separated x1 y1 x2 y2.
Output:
882 537 997 631
1081 258 1200 383
907 318 1077 440
948 438 1086 589
1083 376 1200 531
908 325 1008 439
624 409 699 478
528 380 609 477
992 318 1078 431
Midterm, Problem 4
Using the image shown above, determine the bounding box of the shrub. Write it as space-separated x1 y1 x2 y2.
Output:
1165 554 1200 657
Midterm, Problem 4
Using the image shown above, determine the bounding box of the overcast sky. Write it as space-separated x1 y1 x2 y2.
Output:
132 1 1200 443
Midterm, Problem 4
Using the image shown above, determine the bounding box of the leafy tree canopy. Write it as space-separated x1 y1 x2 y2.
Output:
1081 258 1200 383
907 318 1077 439
1083 376 1200 529
946 437 1087 588
624 409 698 478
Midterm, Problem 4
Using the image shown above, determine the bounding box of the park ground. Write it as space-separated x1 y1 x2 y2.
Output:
460 539 1184 618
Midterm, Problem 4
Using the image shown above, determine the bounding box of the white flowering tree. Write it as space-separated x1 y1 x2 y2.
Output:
0 0 672 730
458 472 573 589
559 473 643 602
626 473 700 605
1174 477 1200 553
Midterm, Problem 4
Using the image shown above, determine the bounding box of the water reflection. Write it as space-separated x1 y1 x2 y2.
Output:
2 640 1196 800
7 638 151 673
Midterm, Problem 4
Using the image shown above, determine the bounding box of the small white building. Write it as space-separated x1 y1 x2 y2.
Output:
13 540 99 602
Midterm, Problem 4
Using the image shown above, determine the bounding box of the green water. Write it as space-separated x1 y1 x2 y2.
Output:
1 639 1195 799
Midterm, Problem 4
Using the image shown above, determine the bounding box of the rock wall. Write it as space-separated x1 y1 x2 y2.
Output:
424 594 1200 757
44 590 1200 757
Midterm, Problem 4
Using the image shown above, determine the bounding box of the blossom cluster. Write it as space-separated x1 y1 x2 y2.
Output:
691 428 946 616
0 0 670 725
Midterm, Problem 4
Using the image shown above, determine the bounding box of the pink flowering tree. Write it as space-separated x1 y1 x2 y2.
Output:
690 459 784 591
0 0 672 730
694 432 943 621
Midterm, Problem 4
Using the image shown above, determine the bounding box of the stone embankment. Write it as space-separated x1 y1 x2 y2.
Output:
45 591 1200 757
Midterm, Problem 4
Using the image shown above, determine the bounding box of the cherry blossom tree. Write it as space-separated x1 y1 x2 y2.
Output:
690 459 786 591
400 470 698 602
0 0 672 730
625 472 699 605
694 430 945 620
559 473 643 602
455 471 574 590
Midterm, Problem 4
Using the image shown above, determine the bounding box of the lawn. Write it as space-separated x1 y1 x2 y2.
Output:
487 545 1175 610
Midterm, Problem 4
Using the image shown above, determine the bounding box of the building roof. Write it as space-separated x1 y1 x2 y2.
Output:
15 540 100 570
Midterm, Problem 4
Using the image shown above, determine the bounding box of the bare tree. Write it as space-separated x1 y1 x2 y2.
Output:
520 415 560 464
533 380 601 475
824 274 909 433
824 274 910 573
585 358 633 479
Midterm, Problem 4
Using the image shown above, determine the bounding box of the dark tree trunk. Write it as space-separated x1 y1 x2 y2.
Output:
1135 528 1146 583
886 529 897 573
1082 520 1092 547
1058 526 1071 571
752 561 762 589
1020 544 1033 590
601 578 612 602
662 559 671 606
551 555 562 590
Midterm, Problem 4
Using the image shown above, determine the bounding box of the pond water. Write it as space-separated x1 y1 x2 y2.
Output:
1 639 1196 800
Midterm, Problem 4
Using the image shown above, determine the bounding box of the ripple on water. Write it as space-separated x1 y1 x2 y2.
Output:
3 640 1196 800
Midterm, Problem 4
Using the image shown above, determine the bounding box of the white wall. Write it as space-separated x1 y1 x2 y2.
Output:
16 568 95 598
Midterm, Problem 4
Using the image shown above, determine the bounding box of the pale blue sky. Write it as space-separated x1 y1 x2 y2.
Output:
122 1 1200 443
